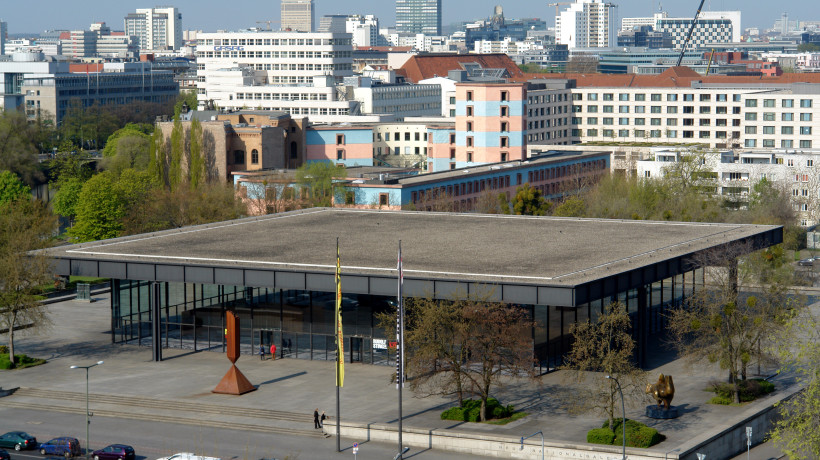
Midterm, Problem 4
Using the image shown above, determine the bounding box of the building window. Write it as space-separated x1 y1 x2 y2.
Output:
467 121 473 131
603 93 613 101
501 91 508 101
783 113 794 121
763 99 775 107
450 148 455 159
500 137 508 147
467 136 473 147
336 134 345 145
501 152 508 162
467 152 473 162
745 126 757 134
746 99 758 107
800 140 813 148
800 99 812 108
466 91 473 101
745 139 757 147
782 126 794 135
251 149 259 164
379 193 388 206
783 99 794 108
233 150 245 164
449 133 456 143
781 140 794 148
763 126 775 134
405 132 410 141
466 106 473 116
501 122 508 132
500 106 509 117
337 149 345 160
763 139 775 147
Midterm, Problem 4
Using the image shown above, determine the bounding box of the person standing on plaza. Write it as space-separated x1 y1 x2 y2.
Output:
320 410 326 427
259 344 265 361
270 343 277 360
314 408 321 429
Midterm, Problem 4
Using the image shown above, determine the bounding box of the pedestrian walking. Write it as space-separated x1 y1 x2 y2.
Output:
259 344 265 361
320 410 326 427
270 343 277 360
314 408 321 429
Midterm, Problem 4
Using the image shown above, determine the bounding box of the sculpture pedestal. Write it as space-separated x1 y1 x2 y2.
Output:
213 364 256 395
645 405 680 419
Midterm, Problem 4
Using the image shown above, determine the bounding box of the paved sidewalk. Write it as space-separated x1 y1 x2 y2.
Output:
1 295 792 458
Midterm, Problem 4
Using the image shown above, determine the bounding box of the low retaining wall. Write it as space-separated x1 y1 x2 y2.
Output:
324 382 802 460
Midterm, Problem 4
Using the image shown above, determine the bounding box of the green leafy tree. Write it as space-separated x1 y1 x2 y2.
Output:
561 302 647 431
174 90 198 119
0 111 46 185
510 183 552 215
295 162 346 207
169 117 184 190
148 129 167 186
0 171 31 207
52 177 84 226
188 118 205 189
101 123 152 158
0 198 58 366
98 135 151 177
70 170 154 242
769 305 820 459
123 182 245 234
797 43 820 52
553 196 587 217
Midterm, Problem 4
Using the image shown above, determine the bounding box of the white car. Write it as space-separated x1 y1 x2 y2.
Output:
157 453 221 460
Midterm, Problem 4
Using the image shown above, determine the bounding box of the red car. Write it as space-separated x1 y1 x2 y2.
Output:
92 445 136 460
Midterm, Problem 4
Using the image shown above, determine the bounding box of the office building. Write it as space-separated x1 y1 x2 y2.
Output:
22 61 178 123
281 0 314 32
0 21 7 56
621 11 741 49
555 0 616 48
395 0 442 36
124 7 183 51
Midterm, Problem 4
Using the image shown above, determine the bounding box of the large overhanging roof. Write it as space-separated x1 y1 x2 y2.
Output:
43 208 781 306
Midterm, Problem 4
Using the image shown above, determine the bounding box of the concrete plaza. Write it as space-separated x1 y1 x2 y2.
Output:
0 294 795 459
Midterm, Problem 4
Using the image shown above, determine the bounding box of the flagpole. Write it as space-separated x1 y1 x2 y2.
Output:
336 237 342 452
397 240 404 459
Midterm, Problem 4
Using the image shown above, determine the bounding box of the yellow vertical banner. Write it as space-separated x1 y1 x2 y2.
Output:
336 240 344 387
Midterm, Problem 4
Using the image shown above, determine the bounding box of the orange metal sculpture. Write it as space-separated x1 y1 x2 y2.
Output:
213 311 256 395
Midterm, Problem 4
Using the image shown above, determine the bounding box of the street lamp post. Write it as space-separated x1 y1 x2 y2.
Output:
70 361 103 459
605 375 626 460
520 431 544 460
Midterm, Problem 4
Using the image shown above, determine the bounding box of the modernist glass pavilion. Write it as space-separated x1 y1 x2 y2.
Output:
42 208 781 372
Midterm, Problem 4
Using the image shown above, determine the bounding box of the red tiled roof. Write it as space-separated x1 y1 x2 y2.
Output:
400 53 526 83
525 66 820 88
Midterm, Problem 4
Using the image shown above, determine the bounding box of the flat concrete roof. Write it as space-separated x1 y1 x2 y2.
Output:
45 208 781 306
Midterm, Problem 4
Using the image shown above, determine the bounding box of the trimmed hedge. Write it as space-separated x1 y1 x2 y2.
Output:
587 428 615 445
440 398 515 422
589 418 665 448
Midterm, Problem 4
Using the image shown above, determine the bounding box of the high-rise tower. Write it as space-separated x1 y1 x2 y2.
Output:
395 0 442 36
281 0 315 32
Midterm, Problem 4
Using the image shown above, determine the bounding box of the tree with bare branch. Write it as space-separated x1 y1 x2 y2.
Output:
0 198 57 366
561 302 647 430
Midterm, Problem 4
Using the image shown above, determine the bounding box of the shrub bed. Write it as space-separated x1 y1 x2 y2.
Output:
440 398 517 422
0 353 46 370
587 418 665 448
707 379 775 404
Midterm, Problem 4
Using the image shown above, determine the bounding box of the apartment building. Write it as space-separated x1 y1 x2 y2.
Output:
566 67 820 150
555 0 616 48
454 82 526 166
638 148 820 226
526 80 576 146
124 7 183 51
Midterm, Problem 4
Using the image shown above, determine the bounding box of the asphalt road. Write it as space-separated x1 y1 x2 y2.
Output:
0 407 474 460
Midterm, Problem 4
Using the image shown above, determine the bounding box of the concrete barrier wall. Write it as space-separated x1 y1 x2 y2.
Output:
324 382 803 460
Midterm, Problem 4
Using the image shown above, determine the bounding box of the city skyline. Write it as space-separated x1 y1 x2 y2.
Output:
0 0 813 35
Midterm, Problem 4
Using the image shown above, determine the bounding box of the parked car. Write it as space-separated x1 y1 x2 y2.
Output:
39 437 82 457
0 449 10 460
157 453 221 460
93 444 136 460
0 432 37 451
798 257 820 266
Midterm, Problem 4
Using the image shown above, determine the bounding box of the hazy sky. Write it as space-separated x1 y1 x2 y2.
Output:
0 0 806 35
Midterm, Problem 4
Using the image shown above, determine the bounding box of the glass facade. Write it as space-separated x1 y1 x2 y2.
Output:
111 267 703 373
395 0 442 35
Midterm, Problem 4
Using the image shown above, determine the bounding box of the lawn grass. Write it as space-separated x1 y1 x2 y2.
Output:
34 276 109 295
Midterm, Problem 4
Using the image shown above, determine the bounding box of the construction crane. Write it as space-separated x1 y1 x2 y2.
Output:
548 2 572 17
676 0 707 67
256 20 280 31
